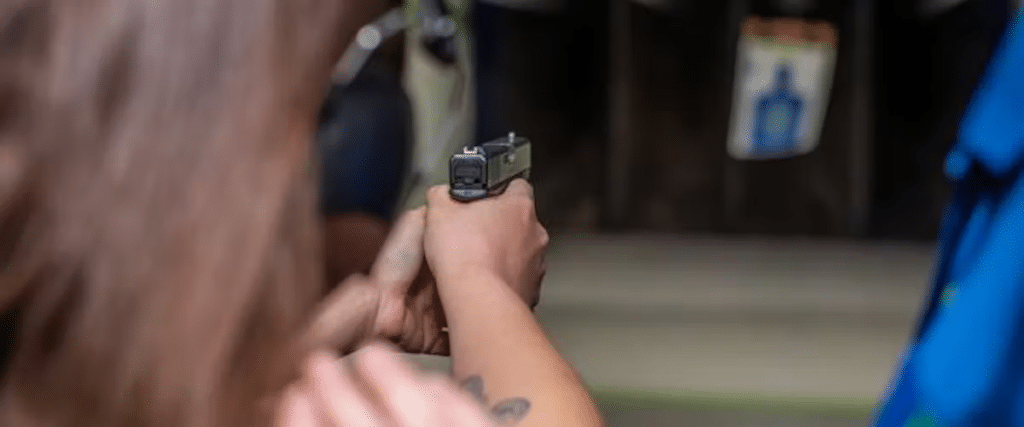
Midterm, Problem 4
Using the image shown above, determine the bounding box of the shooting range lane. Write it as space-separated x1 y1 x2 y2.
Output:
408 236 933 417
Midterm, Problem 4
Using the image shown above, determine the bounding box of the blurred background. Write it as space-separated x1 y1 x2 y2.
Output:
335 0 1020 425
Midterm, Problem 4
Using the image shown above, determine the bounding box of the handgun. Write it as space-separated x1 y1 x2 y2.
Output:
449 133 531 202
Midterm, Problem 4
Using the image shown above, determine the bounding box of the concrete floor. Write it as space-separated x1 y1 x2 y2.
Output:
411 234 938 426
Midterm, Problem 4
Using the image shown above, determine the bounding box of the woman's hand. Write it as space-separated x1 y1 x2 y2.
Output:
275 343 496 427
364 207 447 355
310 191 547 356
424 179 548 308
308 208 448 355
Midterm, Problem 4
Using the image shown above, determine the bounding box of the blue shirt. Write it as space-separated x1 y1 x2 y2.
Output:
874 8 1024 427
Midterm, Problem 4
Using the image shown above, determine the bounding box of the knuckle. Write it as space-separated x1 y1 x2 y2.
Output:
427 185 448 200
516 191 535 206
511 197 535 218
515 180 534 195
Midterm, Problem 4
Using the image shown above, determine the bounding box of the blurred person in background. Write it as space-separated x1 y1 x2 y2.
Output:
873 5 1024 426
314 0 413 285
317 51 414 285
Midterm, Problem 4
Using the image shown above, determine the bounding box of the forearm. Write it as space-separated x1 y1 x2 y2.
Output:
439 272 604 427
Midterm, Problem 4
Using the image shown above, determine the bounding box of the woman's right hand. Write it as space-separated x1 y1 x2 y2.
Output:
423 179 548 308
275 343 496 427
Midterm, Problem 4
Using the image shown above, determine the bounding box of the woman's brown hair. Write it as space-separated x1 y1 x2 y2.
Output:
0 0 385 425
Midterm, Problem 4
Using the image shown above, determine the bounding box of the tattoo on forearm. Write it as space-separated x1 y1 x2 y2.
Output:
491 398 532 423
461 376 487 404
461 375 532 425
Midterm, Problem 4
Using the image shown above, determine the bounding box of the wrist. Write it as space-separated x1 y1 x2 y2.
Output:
435 267 527 311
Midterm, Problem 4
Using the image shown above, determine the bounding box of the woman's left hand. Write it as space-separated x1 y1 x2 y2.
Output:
309 208 449 355
365 207 449 354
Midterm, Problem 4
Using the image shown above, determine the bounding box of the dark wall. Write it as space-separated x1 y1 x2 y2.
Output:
871 0 1011 239
470 0 1013 239
473 1 610 230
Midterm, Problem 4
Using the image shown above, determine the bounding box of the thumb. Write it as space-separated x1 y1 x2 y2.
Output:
369 207 426 293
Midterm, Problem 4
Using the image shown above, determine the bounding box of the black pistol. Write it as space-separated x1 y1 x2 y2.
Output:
449 133 532 202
